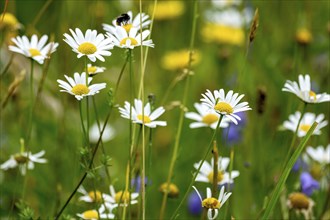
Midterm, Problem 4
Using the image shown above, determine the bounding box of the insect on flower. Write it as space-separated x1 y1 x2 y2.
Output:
116 13 131 26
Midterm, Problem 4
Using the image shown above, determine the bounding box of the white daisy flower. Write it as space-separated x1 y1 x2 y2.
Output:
103 11 151 35
282 112 328 137
118 99 167 128
194 157 239 185
0 150 47 175
282 74 330 103
63 28 113 62
192 186 232 220
200 89 251 125
185 103 230 129
87 63 106 76
77 185 113 203
57 72 106 101
106 26 154 49
9 34 58 64
205 8 252 28
211 0 242 8
109 185 139 206
76 204 117 220
306 144 330 165
89 121 116 143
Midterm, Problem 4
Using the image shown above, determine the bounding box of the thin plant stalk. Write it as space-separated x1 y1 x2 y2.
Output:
281 102 307 170
212 141 219 197
159 0 199 218
170 115 224 220
79 101 88 143
55 56 129 219
26 59 34 145
261 122 318 219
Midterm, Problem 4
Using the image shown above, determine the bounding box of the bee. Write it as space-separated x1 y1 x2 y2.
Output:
116 13 130 26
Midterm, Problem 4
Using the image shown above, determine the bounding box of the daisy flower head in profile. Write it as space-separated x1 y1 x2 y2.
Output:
282 112 328 137
200 89 251 125
63 28 113 62
118 99 167 128
9 34 58 64
194 157 239 185
87 63 106 76
282 74 330 104
78 185 112 203
287 192 315 219
103 11 151 35
106 26 154 49
306 144 330 165
76 204 117 220
0 150 47 175
109 185 139 206
57 72 106 101
192 186 232 220
185 102 230 129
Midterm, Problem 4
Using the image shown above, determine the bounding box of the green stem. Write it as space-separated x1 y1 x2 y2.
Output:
281 102 307 170
170 115 224 220
212 141 219 197
159 1 198 219
79 101 88 143
26 59 34 145
261 122 318 219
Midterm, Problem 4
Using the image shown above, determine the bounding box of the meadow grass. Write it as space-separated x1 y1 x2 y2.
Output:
0 0 329 219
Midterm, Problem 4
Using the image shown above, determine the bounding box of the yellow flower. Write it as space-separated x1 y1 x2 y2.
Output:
202 23 245 46
161 50 201 71
0 13 21 31
296 28 312 45
149 1 185 20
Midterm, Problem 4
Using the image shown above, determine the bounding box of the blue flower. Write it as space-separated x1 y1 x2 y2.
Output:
187 191 203 216
292 157 308 173
300 172 319 196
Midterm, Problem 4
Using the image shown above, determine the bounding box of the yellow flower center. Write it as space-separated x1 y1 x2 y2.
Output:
202 113 219 125
214 102 233 114
137 114 151 124
207 171 224 184
299 124 311 132
202 197 221 209
82 210 99 219
309 91 317 100
88 190 102 203
29 48 41 57
289 193 310 210
123 24 133 32
159 182 180 198
115 190 131 204
71 84 90 96
14 155 28 164
88 66 97 74
120 37 138 46
78 42 97 55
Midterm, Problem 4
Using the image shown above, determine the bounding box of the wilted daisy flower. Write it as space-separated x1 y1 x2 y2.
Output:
306 144 330 165
0 12 22 31
57 72 106 101
103 11 151 34
287 192 315 219
63 28 113 62
89 121 116 143
109 185 139 206
0 150 47 175
78 186 112 203
161 49 201 71
149 1 185 20
159 182 180 198
194 157 239 185
282 74 330 103
118 99 166 128
106 26 154 49
282 112 328 137
87 63 106 76
192 186 231 220
185 103 230 129
201 89 251 125
9 35 58 64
